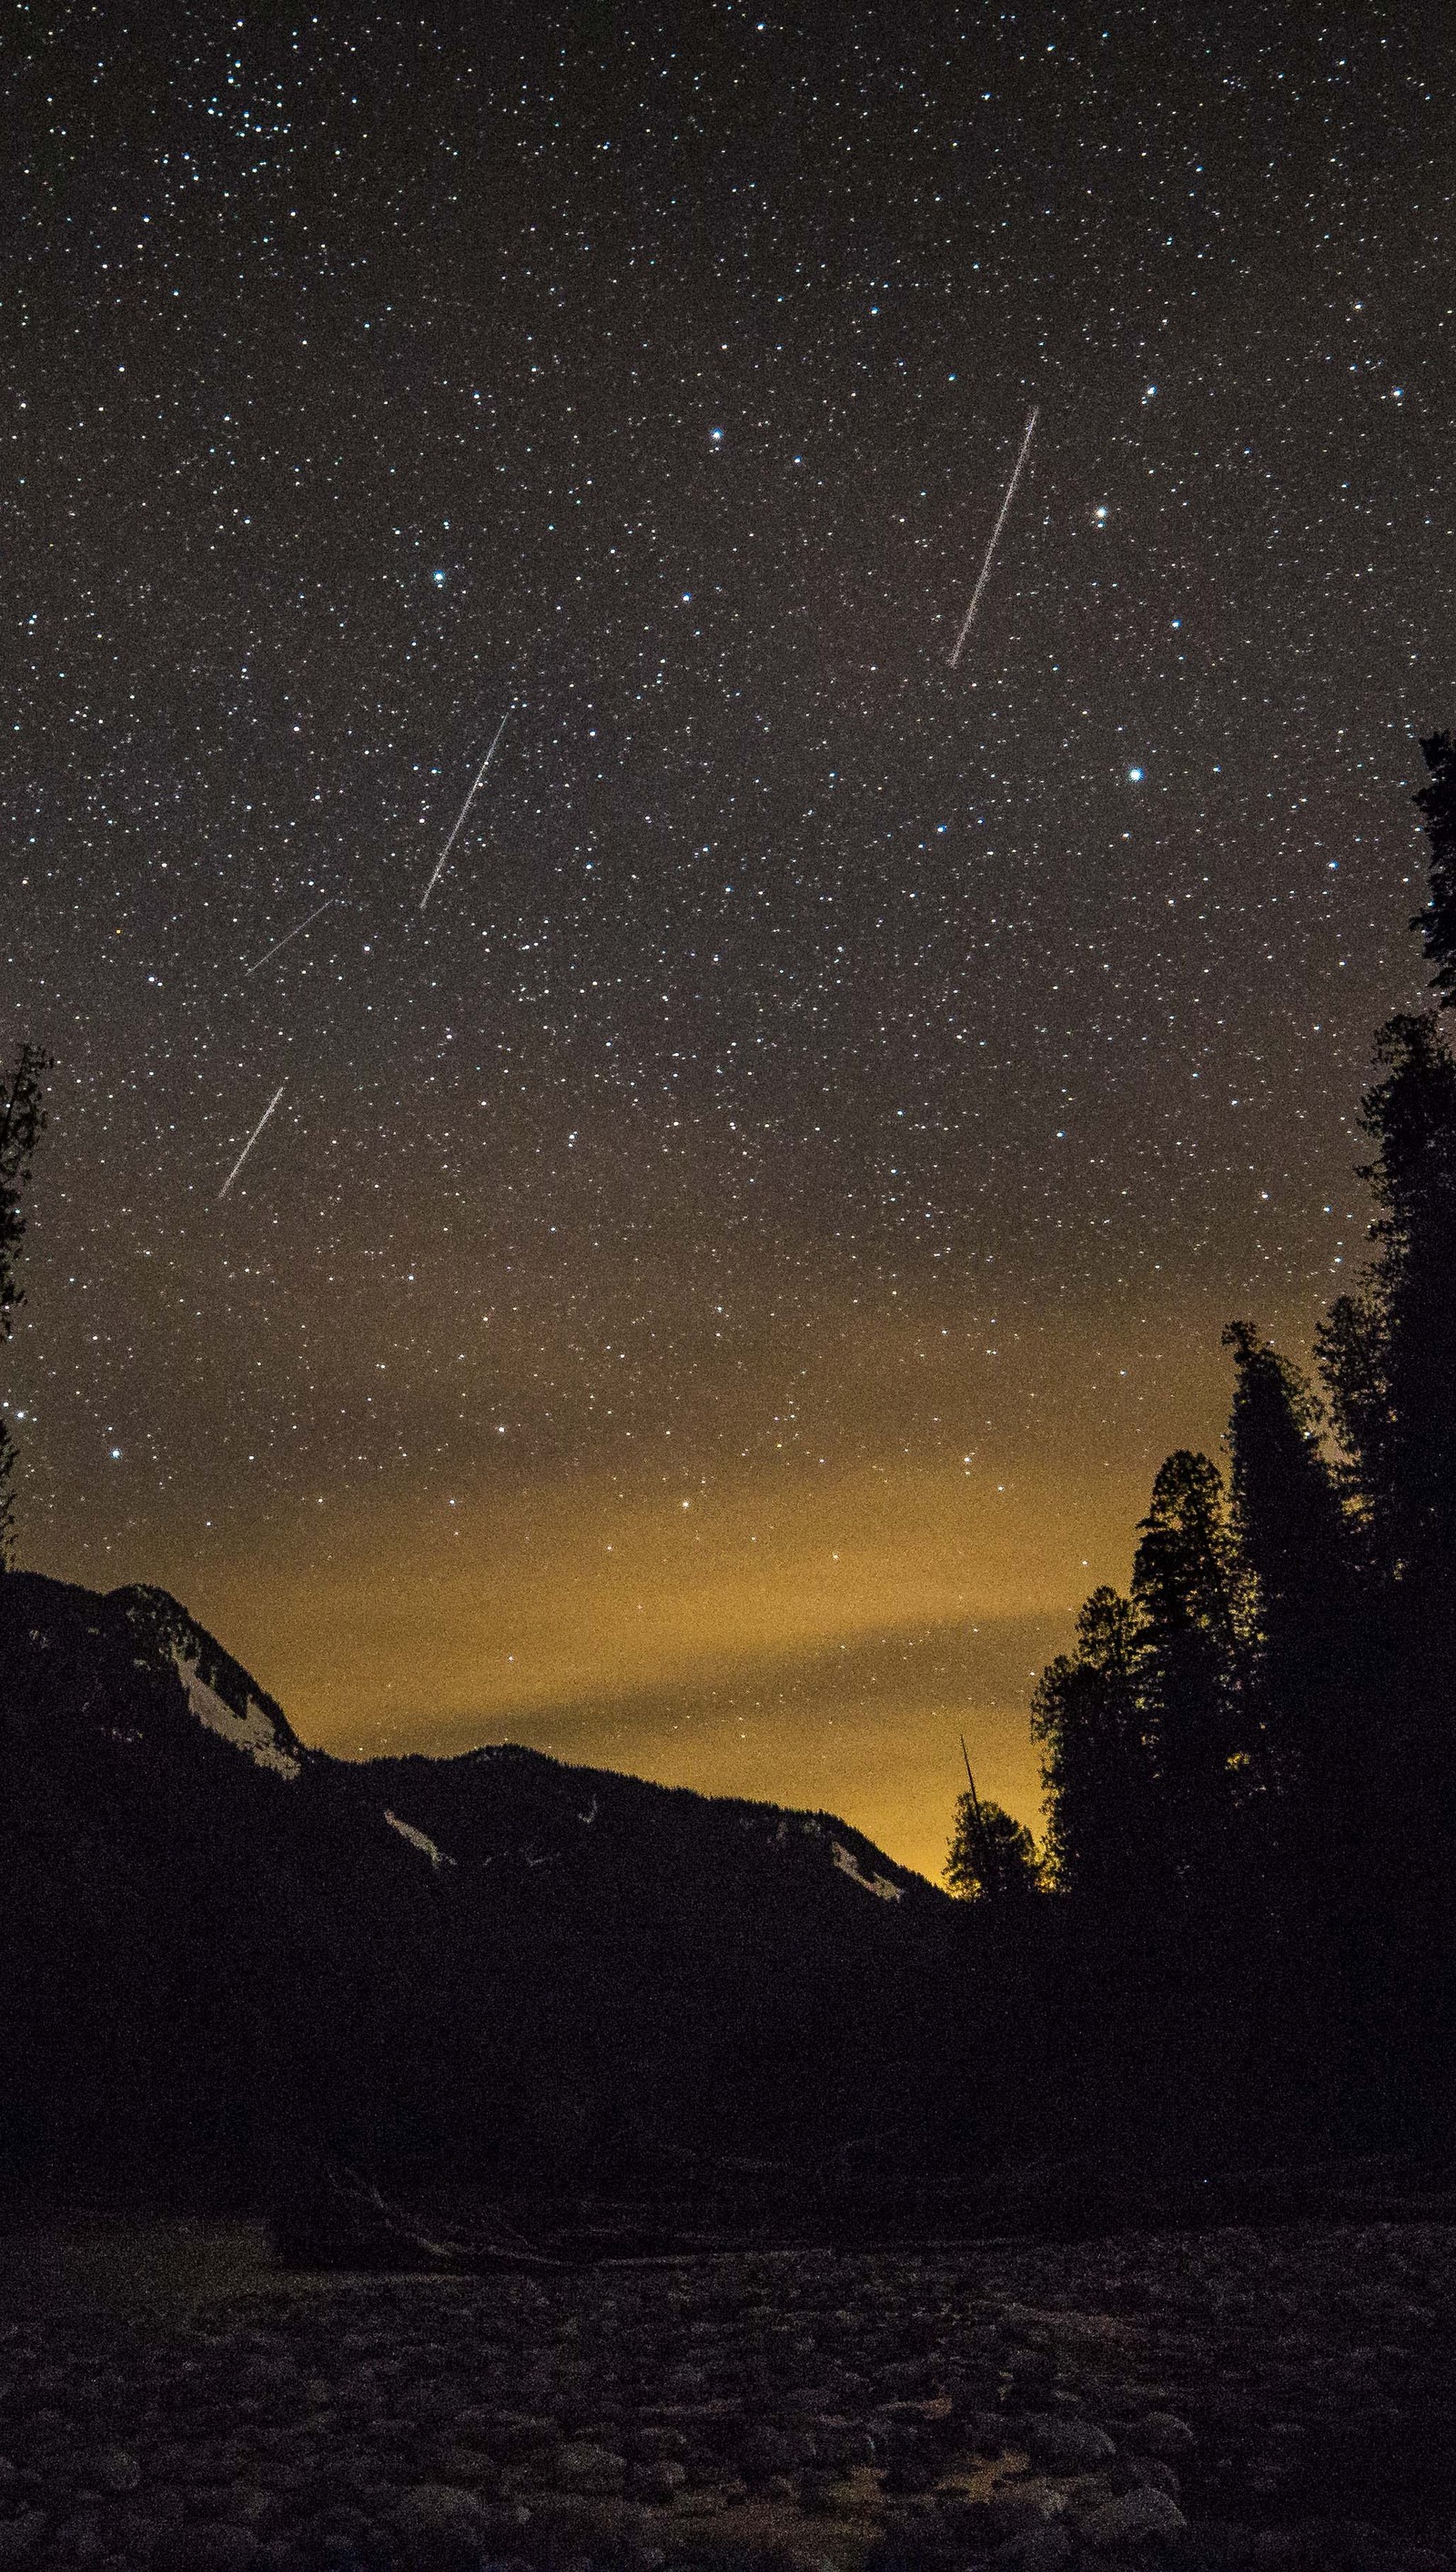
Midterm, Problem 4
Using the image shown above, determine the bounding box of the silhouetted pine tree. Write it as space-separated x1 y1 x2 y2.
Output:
0 1044 51 1569
1303 737 1456 2128
1412 729 1456 1007
1313 1011 1456 2119
1223 1321 1357 1828
1320 731 1456 1641
1131 1450 1250 1888
1221 1321 1371 2125
1317 1015 1456 1658
944 1794 1043 1900
1032 1586 1156 1908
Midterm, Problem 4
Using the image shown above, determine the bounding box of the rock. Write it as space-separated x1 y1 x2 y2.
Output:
798 2467 840 2514
629 2459 686 2502
1027 2415 1117 2474
224 2480 283 2531
882 2455 936 2494
553 2441 626 2495
1283 2523 1393 2572
961 2408 1013 2454
1174 2526 1257 2571
112 2516 164 2566
238 2353 301 2398
1124 2412 1196 2459
811 2424 875 2474
1080 2485 1188 2549
739 2425 797 2481
994 2528 1074 2571
476 2411 560 2461
877 2357 942 2397
297 2502 377 2557
1110 2454 1181 2501
151 2526 262 2572
40 2516 107 2570
983 2492 1070 2543
1008 2351 1059 2394
430 2443 500 2490
0 2517 46 2568
628 2427 688 2462
89 2446 142 2496
389 2481 490 2570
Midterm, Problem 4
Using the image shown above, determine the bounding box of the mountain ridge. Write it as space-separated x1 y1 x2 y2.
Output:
0 1569 966 2201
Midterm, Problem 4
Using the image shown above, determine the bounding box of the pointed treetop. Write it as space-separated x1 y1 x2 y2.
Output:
1412 730 1456 1007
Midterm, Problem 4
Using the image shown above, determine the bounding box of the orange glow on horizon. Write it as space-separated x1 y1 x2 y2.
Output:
167 1447 1163 1882
37 1294 1276 1882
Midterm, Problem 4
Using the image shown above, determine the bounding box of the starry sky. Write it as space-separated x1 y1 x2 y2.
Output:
5 6 1453 1878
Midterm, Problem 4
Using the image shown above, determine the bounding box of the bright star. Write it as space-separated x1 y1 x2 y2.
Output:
1128 765 1144 782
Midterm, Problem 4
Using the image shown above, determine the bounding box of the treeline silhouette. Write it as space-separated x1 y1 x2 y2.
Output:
979 728 1456 2178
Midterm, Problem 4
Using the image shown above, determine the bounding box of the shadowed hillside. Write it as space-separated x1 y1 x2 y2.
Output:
0 1571 980 2204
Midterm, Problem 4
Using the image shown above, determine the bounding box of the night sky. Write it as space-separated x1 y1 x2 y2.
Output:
6 9 1453 1878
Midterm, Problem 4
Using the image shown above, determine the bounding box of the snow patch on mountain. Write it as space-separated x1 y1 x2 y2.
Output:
772 1812 821 1846
384 1809 455 1869
831 1839 905 1900
172 1649 301 1780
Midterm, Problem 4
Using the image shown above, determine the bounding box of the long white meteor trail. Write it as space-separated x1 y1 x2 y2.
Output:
217 1082 286 1200
420 707 511 911
242 896 338 977
947 406 1038 669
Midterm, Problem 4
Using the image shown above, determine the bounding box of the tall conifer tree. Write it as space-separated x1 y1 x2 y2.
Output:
1222 1320 1366 1939
1223 1323 1353 1800
1317 1016 1456 1669
0 1044 51 1569
1032 1586 1155 1907
1412 730 1456 1007
1131 1452 1249 1885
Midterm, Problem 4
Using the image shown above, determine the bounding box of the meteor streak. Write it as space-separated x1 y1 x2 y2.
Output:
420 707 511 911
242 897 338 977
217 1082 287 1200
947 406 1038 669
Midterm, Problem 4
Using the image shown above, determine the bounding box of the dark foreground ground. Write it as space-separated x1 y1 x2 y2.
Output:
1 2213 1453 2571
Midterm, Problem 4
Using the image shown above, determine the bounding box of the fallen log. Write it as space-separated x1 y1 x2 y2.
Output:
268 2161 567 2272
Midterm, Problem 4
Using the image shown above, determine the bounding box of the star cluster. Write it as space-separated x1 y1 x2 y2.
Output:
5 8 1452 1872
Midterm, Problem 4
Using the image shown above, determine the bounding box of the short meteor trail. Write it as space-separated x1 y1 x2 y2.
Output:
217 1082 287 1200
242 896 338 977
420 707 511 911
947 405 1038 669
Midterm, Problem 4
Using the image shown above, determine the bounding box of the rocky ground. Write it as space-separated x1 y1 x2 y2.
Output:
1 2215 1453 2571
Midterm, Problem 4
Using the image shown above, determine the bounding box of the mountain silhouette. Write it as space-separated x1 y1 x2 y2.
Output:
0 1572 962 2205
